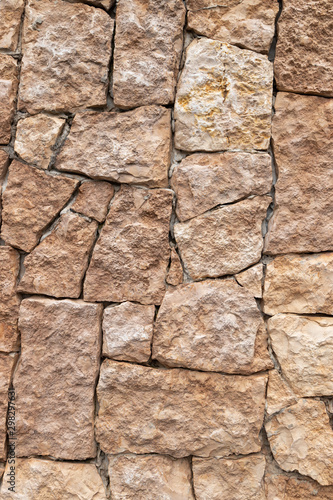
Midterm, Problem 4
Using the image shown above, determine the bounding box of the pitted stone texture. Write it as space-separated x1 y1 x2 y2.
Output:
0 0 24 50
174 38 273 152
71 181 114 222
84 186 172 305
265 467 333 500
175 196 270 280
0 247 20 352
108 454 194 500
166 249 183 286
0 55 18 144
18 212 98 298
0 354 16 461
1 161 78 252
187 0 278 54
18 0 113 113
265 93 333 254
15 298 102 459
15 114 65 169
236 263 263 298
113 0 185 108
266 370 297 417
57 107 171 187
96 360 267 457
103 302 155 363
275 0 333 96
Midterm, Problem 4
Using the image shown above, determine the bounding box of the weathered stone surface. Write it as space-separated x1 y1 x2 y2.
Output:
108 454 194 500
171 152 272 221
96 360 267 457
18 0 113 113
174 38 273 152
71 180 114 222
266 370 297 417
0 150 9 183
236 263 263 298
0 246 20 352
187 0 278 54
113 0 185 108
18 212 98 298
246 323 273 374
275 0 333 96
57 107 171 187
192 455 266 500
0 354 16 461
1 161 78 252
266 399 333 486
69 0 114 9
175 196 270 279
15 114 65 169
15 298 102 459
84 186 173 305
103 302 155 363
0 0 24 50
166 249 183 286
0 55 18 144
265 93 333 254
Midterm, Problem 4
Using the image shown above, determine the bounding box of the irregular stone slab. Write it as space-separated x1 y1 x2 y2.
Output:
70 0 114 8
1 161 78 252
103 302 155 363
84 186 173 305
109 454 194 500
0 246 20 352
18 212 98 298
266 370 297 417
171 152 272 221
166 249 183 286
174 196 270 279
18 0 113 113
0 150 9 183
0 0 24 50
187 0 278 54
0 354 16 461
113 0 185 108
265 93 333 254
174 38 273 152
15 298 102 459
275 0 333 96
96 360 267 457
57 107 171 187
71 180 114 222
244 323 273 375
0 55 18 144
236 263 263 298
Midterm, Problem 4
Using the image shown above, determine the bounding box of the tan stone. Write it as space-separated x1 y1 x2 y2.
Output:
0 246 20 352
0 55 18 144
84 186 173 305
108 454 194 500
174 38 273 152
275 0 333 96
0 354 16 461
246 323 273 374
71 180 114 222
266 370 297 417
18 0 113 113
113 0 185 108
265 93 333 254
96 360 267 457
15 114 65 169
171 152 272 221
0 0 24 50
236 263 263 298
0 150 9 183
57 107 171 187
174 196 270 279
15 298 102 459
103 302 155 363
69 0 114 9
1 160 78 252
166 249 183 286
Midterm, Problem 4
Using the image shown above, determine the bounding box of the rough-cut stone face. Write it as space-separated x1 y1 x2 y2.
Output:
265 467 333 500
265 93 333 254
18 212 98 298
0 246 20 352
0 150 9 183
187 0 279 54
266 370 297 417
0 354 16 460
103 302 155 363
96 360 267 457
0 0 24 50
236 263 263 298
274 0 333 96
166 249 183 286
113 0 185 108
18 0 113 113
57 107 171 187
246 323 274 374
108 454 194 500
84 186 173 305
174 196 270 279
0 55 18 144
174 38 273 152
15 114 65 169
15 298 102 459
71 180 114 223
1 161 78 252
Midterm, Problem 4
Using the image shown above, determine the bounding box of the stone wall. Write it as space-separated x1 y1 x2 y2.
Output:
0 0 332 498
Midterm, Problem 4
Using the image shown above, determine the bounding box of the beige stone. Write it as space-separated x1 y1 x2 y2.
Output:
0 150 9 183
15 114 65 169
1 160 78 252
275 0 333 96
18 0 113 113
0 246 20 352
266 370 297 417
236 263 263 298
113 0 185 108
0 0 24 50
265 93 333 254
245 323 273 374
103 302 155 363
57 107 171 187
174 38 273 152
15 298 102 459
84 186 173 305
18 212 98 298
96 360 267 457
166 249 183 286
108 454 194 500
171 152 272 221
69 0 114 8
175 196 270 280
0 354 16 461
71 180 114 222
0 55 18 144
